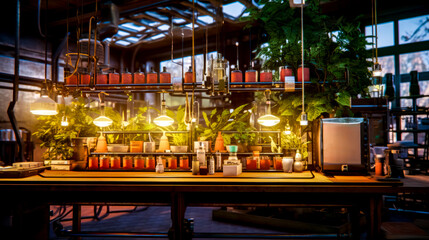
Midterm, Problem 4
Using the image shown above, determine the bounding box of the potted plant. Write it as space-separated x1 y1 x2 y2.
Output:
232 121 256 153
158 106 189 153
33 97 97 167
199 104 249 151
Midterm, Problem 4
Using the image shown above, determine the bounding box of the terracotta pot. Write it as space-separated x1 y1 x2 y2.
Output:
248 145 262 152
237 143 248 153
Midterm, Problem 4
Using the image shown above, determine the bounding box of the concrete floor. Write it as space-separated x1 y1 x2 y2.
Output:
50 205 341 240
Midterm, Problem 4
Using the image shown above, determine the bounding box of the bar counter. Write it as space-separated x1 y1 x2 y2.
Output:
1 171 426 239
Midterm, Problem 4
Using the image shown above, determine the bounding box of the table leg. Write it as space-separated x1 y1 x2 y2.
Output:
350 206 360 240
368 195 383 240
72 204 81 240
171 192 186 240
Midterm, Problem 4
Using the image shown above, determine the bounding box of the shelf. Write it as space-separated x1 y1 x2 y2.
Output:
388 129 429 133
90 152 281 155
99 131 189 134
399 95 429 99
91 152 194 155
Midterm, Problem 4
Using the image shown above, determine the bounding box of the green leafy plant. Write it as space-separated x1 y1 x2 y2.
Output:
199 104 249 143
33 97 97 160
159 106 188 146
245 0 372 123
124 106 157 141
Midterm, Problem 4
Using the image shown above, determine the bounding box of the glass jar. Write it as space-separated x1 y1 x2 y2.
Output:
245 69 258 87
168 156 177 170
88 156 99 170
230 69 243 88
246 156 257 170
123 156 133 169
282 157 293 173
134 155 145 169
111 156 121 169
279 66 293 82
260 156 271 170
147 67 158 88
109 71 120 84
80 70 91 85
146 156 156 170
159 66 171 89
96 72 108 85
180 156 189 170
297 65 310 82
184 66 193 89
134 70 145 84
260 70 272 83
273 156 283 170
121 69 133 84
99 156 110 170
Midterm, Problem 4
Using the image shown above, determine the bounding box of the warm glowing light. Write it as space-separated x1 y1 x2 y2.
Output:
300 112 308 126
61 116 69 126
30 95 58 115
372 62 383 77
154 115 174 127
258 114 280 127
93 115 113 127
284 122 291 135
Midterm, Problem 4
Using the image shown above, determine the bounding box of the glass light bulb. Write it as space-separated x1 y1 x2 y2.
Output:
257 114 280 127
30 95 58 115
372 63 383 77
300 112 308 126
93 115 113 127
154 115 174 127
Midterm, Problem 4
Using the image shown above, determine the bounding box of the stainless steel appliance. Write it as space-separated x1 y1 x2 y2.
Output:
318 118 369 174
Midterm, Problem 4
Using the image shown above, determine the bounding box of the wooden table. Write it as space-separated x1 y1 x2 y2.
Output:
0 170 421 240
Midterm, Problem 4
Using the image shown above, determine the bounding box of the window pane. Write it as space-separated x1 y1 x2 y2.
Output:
400 82 412 107
399 14 429 44
365 22 394 49
399 50 429 74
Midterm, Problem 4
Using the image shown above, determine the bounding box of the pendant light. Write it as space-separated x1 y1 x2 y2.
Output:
284 120 291 135
93 92 113 127
258 89 280 127
371 0 382 78
299 0 307 126
154 93 174 127
31 0 58 116
61 116 69 127
30 87 58 115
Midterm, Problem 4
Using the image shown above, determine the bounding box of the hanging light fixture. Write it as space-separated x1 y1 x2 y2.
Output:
258 89 280 127
93 92 113 128
371 0 382 79
61 116 69 127
154 93 174 127
31 3 58 116
284 120 291 135
30 88 58 115
299 0 307 126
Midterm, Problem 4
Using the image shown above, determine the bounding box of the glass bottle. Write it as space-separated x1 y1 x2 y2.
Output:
109 70 120 84
215 151 222 170
159 66 171 89
209 155 215 175
80 68 90 85
297 65 310 82
197 142 206 166
279 66 293 82
147 67 158 88
134 68 145 84
245 62 258 87
293 150 304 172
96 70 108 85
230 65 243 88
156 156 165 173
409 70 420 96
385 73 395 102
121 68 133 84
185 66 193 89
192 156 199 175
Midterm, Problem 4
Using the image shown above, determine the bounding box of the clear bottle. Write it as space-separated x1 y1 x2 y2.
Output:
156 156 164 173
192 156 199 175
197 142 206 166
215 151 222 170
293 150 304 172
209 155 215 175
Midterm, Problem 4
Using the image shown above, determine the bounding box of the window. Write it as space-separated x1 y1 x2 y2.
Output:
399 50 429 74
399 14 429 44
365 22 394 49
